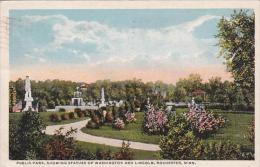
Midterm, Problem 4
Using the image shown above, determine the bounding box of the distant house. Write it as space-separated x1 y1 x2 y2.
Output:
12 101 22 112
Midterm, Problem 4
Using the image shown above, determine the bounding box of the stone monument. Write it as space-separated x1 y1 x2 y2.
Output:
22 76 35 112
71 87 84 106
99 87 106 108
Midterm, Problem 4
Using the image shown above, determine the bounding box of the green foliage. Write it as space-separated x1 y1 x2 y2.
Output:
96 149 113 160
9 110 46 160
48 100 56 109
159 114 202 159
72 148 96 160
202 141 242 160
247 120 254 144
59 108 66 112
9 85 17 112
9 123 20 159
216 10 255 106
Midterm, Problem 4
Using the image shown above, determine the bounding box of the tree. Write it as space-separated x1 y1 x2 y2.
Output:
216 10 255 106
10 110 46 159
9 85 17 112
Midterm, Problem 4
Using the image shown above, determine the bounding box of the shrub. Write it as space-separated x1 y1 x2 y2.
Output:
72 148 96 160
184 105 226 138
96 149 113 160
112 106 119 118
143 105 168 135
59 108 66 112
106 111 114 123
113 140 134 160
82 110 89 117
118 106 127 118
113 118 125 130
86 120 99 129
95 141 134 160
61 113 70 120
75 110 84 118
92 115 101 124
159 114 201 160
44 128 77 160
68 112 75 119
9 123 21 159
134 100 141 110
49 113 61 122
247 120 254 144
124 111 136 123
203 141 242 160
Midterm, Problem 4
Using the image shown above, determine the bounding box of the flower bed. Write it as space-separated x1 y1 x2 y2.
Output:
184 105 226 137
124 111 136 123
113 118 125 130
143 106 168 135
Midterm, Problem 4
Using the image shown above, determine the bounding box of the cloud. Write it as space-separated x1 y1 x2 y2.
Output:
24 53 47 63
182 15 220 32
21 14 222 70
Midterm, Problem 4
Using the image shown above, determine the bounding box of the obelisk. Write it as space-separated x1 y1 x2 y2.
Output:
99 87 106 107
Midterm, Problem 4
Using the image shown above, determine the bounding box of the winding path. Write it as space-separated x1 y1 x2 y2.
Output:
45 119 160 151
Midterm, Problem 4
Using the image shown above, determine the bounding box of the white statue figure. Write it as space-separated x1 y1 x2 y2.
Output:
191 97 195 106
23 76 35 112
147 97 150 105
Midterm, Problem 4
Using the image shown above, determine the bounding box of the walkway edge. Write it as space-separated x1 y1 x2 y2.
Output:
45 119 160 151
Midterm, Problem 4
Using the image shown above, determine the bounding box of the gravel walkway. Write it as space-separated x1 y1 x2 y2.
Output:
45 119 160 151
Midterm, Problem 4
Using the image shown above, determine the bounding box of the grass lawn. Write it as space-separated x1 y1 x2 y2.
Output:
204 110 254 151
75 141 160 160
9 112 88 126
81 108 254 151
81 112 161 144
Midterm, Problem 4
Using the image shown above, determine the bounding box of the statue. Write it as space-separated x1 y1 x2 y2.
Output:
22 76 35 112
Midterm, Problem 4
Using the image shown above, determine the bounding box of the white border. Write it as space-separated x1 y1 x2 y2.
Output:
0 1 259 167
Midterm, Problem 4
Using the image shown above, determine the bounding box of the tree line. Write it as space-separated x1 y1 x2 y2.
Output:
9 73 254 112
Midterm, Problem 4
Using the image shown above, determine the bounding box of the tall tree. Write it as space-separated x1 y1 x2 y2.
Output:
216 10 255 106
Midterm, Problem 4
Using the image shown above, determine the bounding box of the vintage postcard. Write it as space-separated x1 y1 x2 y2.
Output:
0 1 259 167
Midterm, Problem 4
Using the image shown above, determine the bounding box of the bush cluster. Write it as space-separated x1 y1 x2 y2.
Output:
86 106 136 130
49 108 90 122
184 106 226 138
113 118 125 130
143 105 168 135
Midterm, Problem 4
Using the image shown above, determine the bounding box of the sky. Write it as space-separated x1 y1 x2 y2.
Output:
9 9 243 84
